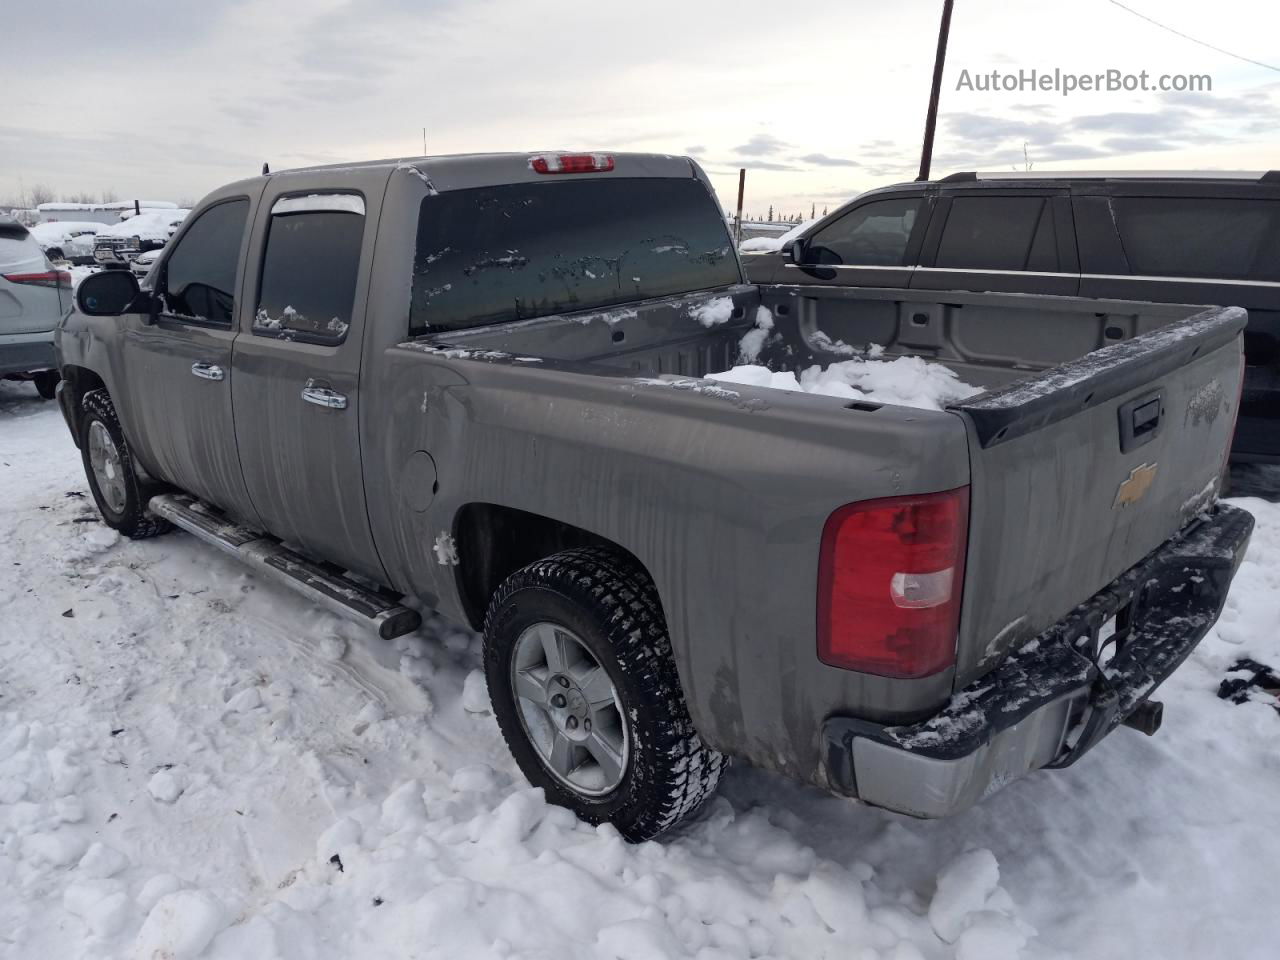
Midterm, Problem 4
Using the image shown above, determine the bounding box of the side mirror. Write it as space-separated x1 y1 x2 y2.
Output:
76 270 142 317
786 237 808 264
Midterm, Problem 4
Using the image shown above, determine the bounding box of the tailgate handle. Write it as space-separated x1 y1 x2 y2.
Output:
1118 390 1164 453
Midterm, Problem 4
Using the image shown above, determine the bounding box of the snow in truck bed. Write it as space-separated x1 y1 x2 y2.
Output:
1 378 1278 960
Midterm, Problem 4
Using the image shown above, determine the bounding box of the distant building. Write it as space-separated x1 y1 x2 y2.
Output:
36 200 179 226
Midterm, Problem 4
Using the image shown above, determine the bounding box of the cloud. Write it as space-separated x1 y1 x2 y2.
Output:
1069 110 1193 135
934 96 1280 171
944 112 1061 143
1098 136 1182 154
685 145 706 156
735 133 789 156
795 153 860 167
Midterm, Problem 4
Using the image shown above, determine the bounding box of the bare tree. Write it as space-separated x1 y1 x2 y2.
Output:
28 183 55 206
100 188 119 203
1011 141 1033 172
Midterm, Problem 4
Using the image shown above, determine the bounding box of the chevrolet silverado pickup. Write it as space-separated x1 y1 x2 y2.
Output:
56 152 1253 841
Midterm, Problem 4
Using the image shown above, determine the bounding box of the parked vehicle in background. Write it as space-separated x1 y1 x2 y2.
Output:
93 209 189 266
30 221 103 264
36 200 179 227
1 215 69 398
58 153 1252 840
743 171 1280 464
130 248 162 279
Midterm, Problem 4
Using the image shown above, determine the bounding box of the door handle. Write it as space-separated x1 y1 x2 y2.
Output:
191 362 225 381
301 383 348 410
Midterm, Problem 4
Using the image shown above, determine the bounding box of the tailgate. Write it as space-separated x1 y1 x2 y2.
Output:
948 305 1247 686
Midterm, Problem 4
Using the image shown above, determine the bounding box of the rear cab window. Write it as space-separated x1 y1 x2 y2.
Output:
410 177 738 333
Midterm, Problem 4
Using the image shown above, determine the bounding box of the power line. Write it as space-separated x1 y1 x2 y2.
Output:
1107 0 1280 73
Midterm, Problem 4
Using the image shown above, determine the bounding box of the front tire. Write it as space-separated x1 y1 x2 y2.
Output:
78 389 171 539
483 547 725 842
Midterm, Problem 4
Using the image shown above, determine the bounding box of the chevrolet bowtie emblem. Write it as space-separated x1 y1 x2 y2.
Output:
1113 462 1158 508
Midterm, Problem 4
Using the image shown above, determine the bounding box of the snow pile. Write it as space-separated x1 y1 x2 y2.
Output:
739 219 817 253
738 305 775 363
97 209 190 241
1 379 1279 960
29 221 102 246
710 353 984 411
691 295 734 327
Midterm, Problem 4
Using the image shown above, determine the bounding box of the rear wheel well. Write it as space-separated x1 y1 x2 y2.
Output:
453 504 649 629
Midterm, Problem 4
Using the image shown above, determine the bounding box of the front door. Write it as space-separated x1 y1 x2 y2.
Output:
121 194 262 526
230 181 386 581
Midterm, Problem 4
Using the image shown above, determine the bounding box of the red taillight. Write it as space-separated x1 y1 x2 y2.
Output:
817 487 969 678
529 153 615 174
4 270 71 289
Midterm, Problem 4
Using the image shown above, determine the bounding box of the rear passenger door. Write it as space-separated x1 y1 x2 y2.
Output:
912 190 1078 296
231 174 388 582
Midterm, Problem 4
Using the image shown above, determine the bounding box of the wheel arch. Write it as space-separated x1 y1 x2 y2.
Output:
451 502 657 631
58 365 108 445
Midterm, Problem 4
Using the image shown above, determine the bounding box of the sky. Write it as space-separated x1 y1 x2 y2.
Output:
3 0 1280 219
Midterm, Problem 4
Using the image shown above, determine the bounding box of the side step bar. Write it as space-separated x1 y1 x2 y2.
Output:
148 493 422 641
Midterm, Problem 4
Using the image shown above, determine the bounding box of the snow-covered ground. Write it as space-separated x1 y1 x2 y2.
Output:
2 379 1278 960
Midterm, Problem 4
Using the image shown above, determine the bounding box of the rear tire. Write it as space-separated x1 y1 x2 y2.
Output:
78 389 171 539
33 370 59 400
483 547 725 842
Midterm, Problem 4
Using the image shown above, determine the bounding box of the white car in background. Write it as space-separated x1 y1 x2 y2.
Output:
29 220 102 264
1 215 68 399
130 247 163 279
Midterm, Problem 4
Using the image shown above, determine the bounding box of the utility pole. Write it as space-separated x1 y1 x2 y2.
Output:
733 168 745 245
917 0 955 182
422 127 427 155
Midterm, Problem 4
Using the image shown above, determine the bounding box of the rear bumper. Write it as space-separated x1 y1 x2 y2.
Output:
821 503 1255 818
0 334 57 377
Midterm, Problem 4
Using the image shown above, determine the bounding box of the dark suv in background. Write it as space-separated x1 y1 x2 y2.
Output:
744 171 1280 463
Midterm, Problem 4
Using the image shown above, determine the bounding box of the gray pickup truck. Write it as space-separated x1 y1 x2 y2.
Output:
57 152 1253 841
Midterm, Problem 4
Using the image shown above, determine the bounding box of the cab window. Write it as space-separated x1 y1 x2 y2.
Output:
161 199 249 324
806 197 922 266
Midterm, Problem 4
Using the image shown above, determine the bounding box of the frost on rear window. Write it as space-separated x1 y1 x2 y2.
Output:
409 178 739 334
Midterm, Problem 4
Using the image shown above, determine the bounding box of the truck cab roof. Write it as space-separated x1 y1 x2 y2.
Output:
262 152 704 194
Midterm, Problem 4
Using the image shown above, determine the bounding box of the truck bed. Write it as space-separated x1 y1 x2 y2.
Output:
422 283 1214 390
412 284 1246 685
